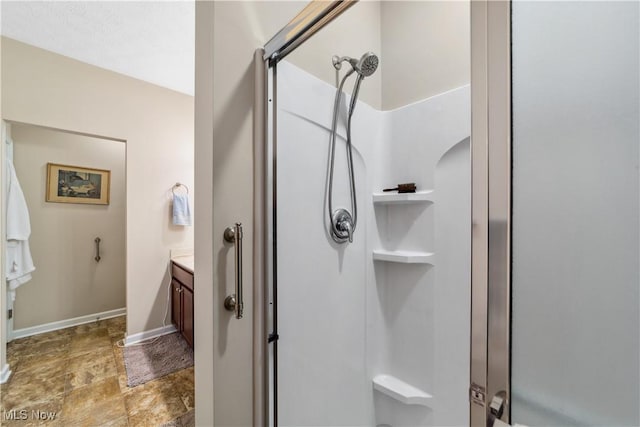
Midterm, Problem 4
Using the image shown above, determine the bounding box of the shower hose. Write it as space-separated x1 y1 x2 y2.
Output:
327 69 365 242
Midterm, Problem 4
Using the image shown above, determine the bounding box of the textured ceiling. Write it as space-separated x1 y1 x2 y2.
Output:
1 1 195 96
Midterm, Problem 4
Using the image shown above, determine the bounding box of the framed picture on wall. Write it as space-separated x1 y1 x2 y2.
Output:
46 163 111 205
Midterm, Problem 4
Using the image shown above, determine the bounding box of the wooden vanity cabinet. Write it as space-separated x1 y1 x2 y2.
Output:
171 262 194 348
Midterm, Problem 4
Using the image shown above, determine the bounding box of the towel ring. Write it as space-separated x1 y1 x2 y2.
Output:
172 182 189 195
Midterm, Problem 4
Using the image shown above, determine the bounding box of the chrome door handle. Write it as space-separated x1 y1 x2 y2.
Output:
223 223 244 319
94 237 101 262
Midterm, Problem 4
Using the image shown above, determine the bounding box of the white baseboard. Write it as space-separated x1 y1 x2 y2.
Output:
0 363 12 384
124 324 177 346
11 308 126 340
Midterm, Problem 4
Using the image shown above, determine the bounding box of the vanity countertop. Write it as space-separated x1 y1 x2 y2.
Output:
171 255 194 273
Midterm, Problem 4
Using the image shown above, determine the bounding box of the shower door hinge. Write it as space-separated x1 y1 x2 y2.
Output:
469 383 486 406
7 309 13 319
268 333 279 343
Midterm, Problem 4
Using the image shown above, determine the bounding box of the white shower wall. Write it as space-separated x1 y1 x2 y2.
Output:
276 61 470 426
277 61 379 426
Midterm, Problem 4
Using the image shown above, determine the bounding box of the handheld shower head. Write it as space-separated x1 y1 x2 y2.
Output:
355 52 378 77
332 52 379 77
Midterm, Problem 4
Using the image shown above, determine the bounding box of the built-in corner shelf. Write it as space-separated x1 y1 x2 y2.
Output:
373 375 433 407
372 190 434 205
373 249 434 264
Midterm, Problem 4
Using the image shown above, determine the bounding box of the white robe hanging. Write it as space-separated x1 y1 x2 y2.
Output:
6 159 35 291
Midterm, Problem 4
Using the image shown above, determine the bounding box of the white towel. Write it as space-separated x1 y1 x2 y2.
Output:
7 160 30 240
172 193 192 226
6 160 35 289
7 240 34 290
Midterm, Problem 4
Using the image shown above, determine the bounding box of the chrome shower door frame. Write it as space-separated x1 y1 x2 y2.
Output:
470 0 512 426
264 59 277 427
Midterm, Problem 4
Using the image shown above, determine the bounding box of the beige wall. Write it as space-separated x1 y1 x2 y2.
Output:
1 35 7 376
195 2 292 424
200 1 383 108
381 1 470 110
241 1 469 111
11 124 125 329
197 2 288 425
2 37 194 337
193 2 215 423
285 0 382 109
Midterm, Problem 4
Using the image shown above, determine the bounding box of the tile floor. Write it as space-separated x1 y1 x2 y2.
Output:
1 316 194 426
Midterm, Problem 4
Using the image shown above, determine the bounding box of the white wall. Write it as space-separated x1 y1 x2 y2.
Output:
11 124 125 330
511 1 639 425
276 61 379 426
375 86 470 427
433 137 470 426
2 37 194 339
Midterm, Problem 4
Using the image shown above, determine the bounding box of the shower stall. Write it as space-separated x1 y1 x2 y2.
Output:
264 2 470 426
271 59 470 426
198 0 639 426
260 1 638 425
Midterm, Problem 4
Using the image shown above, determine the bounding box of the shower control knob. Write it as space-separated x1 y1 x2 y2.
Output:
331 208 354 244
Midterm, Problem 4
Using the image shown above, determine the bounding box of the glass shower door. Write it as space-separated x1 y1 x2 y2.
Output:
510 1 639 425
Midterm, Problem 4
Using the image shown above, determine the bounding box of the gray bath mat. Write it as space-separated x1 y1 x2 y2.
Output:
124 332 193 387
161 409 195 427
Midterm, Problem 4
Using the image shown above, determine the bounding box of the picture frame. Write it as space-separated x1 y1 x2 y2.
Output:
46 163 111 205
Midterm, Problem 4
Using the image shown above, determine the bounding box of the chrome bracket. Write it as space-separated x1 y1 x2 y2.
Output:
470 383 486 406
487 390 508 427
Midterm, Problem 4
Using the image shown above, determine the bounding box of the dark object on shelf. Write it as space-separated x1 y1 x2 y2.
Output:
383 183 417 193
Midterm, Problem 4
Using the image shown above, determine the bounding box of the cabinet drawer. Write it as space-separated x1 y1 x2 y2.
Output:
172 262 194 290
